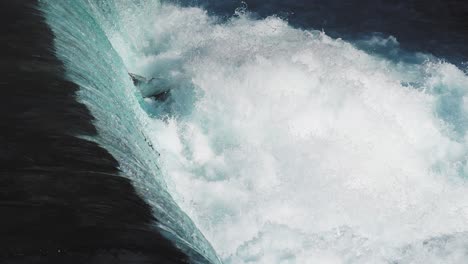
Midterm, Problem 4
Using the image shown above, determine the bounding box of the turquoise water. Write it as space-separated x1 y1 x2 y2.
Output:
40 0 220 263
41 0 468 263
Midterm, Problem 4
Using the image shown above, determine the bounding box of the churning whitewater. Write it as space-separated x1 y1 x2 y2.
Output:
42 0 468 263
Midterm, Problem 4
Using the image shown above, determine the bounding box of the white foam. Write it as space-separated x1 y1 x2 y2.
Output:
114 2 468 263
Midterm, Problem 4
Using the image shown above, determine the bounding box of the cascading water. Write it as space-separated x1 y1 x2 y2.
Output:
41 0 468 263
40 0 220 263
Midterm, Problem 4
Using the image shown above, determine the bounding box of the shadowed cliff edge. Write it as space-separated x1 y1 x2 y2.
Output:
0 1 191 263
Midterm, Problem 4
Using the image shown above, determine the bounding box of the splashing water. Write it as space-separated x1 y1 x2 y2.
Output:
130 4 468 263
44 0 468 263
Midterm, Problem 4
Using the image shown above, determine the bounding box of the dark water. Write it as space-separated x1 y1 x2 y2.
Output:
176 0 468 65
0 1 188 263
1 0 468 263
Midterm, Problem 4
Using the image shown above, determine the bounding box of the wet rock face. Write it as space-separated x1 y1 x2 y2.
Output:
129 73 148 87
129 72 171 99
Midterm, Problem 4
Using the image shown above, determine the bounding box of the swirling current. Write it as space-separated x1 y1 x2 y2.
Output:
39 0 468 263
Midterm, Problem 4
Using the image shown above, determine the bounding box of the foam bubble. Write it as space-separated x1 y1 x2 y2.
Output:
114 2 468 263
